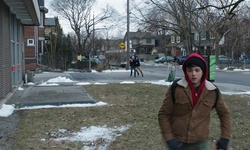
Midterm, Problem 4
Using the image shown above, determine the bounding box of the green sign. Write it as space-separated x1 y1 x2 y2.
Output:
209 55 216 81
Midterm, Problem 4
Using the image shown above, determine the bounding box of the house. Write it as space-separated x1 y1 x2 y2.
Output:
44 17 58 38
166 34 183 57
99 39 122 54
0 0 40 101
127 30 155 54
24 0 48 71
43 17 61 68
124 30 156 60
192 28 216 55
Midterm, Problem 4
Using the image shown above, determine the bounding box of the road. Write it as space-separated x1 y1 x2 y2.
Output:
142 62 250 86
215 70 250 86
68 62 250 87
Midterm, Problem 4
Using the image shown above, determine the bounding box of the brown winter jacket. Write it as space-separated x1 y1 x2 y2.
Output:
158 78 231 143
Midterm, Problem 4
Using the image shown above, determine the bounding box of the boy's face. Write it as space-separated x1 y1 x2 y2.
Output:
186 65 203 87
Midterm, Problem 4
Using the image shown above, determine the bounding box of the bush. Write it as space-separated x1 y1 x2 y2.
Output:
96 62 109 72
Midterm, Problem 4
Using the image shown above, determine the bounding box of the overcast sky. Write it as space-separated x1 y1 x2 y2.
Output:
45 0 132 36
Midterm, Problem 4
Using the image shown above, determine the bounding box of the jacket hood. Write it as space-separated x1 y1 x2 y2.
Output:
181 53 208 107
182 53 207 81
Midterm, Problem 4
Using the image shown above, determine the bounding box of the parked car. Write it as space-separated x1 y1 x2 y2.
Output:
154 57 165 63
154 56 174 63
81 56 88 61
240 56 250 64
177 56 187 65
97 55 106 60
218 55 232 64
91 57 100 64
165 56 175 62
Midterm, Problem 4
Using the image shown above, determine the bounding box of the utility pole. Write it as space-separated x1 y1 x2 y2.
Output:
126 0 130 70
89 13 95 72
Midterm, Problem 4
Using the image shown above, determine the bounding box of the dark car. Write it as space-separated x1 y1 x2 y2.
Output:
177 56 187 65
218 55 232 64
240 56 250 64
154 56 174 63
81 56 88 61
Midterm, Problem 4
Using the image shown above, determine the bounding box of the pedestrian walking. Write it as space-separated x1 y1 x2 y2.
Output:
130 55 136 77
135 56 144 77
158 53 231 150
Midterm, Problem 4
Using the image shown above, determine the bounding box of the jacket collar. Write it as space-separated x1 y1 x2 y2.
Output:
177 78 217 90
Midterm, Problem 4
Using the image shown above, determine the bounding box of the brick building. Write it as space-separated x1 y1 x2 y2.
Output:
24 0 48 71
0 0 40 101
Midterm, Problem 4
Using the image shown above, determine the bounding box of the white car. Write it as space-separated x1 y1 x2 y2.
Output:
155 56 174 63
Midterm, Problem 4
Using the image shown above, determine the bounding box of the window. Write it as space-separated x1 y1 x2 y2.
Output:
200 32 206 40
210 31 215 39
194 33 199 41
244 31 250 38
171 35 175 43
176 36 180 43
137 39 143 44
27 39 35 46
146 39 151 44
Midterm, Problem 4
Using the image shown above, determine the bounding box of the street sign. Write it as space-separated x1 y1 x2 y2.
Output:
119 42 125 49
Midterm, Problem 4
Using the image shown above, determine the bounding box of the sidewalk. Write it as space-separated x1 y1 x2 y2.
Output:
6 85 97 108
5 72 98 108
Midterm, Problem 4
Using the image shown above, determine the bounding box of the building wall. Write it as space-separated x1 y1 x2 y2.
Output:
0 1 11 99
24 26 38 70
0 0 25 101
38 25 45 66
0 0 41 101
24 5 46 71
10 14 24 90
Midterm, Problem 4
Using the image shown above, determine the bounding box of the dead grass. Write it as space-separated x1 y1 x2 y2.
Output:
13 84 250 150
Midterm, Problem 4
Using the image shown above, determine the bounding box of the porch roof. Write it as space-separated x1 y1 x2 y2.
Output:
4 0 40 25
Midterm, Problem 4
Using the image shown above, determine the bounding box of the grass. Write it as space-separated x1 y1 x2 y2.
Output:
13 83 250 150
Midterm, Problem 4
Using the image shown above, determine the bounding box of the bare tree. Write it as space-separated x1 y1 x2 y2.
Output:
133 0 200 54
196 0 245 19
50 0 116 55
133 0 246 55
197 0 248 56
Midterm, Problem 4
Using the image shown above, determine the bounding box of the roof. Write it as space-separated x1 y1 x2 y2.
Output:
3 0 40 25
129 31 155 39
45 18 57 26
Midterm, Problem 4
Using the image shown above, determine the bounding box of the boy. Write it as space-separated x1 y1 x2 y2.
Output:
135 56 144 77
158 53 231 150
130 55 136 77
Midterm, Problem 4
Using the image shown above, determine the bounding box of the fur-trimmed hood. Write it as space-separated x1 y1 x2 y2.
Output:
176 78 217 91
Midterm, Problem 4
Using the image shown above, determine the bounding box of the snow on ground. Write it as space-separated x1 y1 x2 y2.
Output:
51 125 132 150
18 101 108 110
0 104 15 117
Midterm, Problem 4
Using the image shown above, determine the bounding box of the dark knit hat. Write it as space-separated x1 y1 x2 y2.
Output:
183 57 206 73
